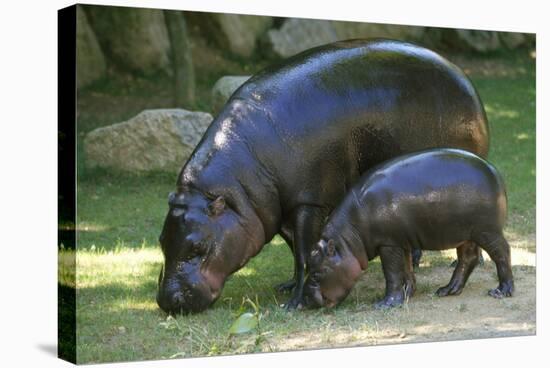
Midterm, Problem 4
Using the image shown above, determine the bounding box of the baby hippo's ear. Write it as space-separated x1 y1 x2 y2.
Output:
326 239 336 257
207 196 225 217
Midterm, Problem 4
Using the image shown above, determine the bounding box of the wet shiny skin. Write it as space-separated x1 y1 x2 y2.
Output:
158 39 490 313
303 149 513 309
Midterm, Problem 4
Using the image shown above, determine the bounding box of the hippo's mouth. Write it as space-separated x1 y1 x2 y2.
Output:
157 262 220 314
157 283 215 314
303 278 327 308
304 276 346 309
323 296 337 308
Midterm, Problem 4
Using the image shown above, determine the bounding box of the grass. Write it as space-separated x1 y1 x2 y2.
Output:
61 48 536 364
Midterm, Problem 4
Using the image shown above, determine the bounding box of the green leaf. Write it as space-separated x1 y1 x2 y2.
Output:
169 352 186 359
228 312 258 335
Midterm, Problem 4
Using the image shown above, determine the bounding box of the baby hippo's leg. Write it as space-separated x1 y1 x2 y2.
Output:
474 231 514 298
375 246 408 309
411 249 422 269
436 241 479 297
404 249 416 299
449 247 484 268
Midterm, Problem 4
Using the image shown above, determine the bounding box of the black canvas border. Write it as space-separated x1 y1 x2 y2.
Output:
58 4 77 364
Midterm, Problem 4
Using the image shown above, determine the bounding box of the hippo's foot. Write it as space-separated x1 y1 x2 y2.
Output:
283 295 304 311
275 279 296 294
374 293 404 309
488 280 514 298
436 281 464 297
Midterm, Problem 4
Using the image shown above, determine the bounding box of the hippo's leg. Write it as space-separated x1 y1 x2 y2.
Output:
436 241 479 297
375 246 408 309
403 249 416 298
284 205 328 310
474 232 514 298
275 226 296 293
449 247 484 267
411 248 422 269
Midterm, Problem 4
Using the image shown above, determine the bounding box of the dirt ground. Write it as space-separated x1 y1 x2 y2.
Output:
272 244 535 352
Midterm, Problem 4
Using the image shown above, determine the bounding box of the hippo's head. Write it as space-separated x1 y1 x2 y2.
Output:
157 190 247 314
303 237 363 309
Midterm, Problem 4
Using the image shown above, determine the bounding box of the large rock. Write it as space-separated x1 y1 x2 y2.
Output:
216 14 273 57
436 29 532 53
452 30 502 52
76 6 106 89
499 32 527 49
84 5 171 75
211 75 251 114
332 21 425 42
266 18 425 58
266 19 337 58
84 109 213 172
188 12 273 58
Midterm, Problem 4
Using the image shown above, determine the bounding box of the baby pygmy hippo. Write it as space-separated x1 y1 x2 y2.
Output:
303 148 513 309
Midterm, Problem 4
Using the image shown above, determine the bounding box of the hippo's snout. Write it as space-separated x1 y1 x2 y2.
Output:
157 268 219 314
157 288 188 314
172 291 185 306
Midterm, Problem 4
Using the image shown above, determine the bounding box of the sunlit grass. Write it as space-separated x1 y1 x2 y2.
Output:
76 248 162 288
483 104 520 119
59 250 75 288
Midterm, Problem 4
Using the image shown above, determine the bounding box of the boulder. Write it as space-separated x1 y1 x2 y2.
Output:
84 109 213 172
84 5 171 75
453 30 501 52
266 19 337 58
215 14 273 57
188 12 273 58
331 21 425 42
211 75 251 114
499 32 527 49
266 18 426 58
76 6 106 89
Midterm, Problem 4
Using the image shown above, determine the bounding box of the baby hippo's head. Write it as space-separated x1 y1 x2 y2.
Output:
303 237 363 309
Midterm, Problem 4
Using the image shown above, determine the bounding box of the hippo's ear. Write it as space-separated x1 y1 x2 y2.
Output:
326 239 336 257
207 196 225 217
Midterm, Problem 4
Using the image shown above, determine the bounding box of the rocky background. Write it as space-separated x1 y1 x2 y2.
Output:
76 4 535 172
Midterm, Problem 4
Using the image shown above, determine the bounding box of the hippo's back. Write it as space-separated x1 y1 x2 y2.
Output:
231 39 489 164
355 149 507 249
359 148 505 198
191 39 490 219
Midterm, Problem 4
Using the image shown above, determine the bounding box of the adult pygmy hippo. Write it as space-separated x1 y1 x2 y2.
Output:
157 39 490 314
303 149 513 309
